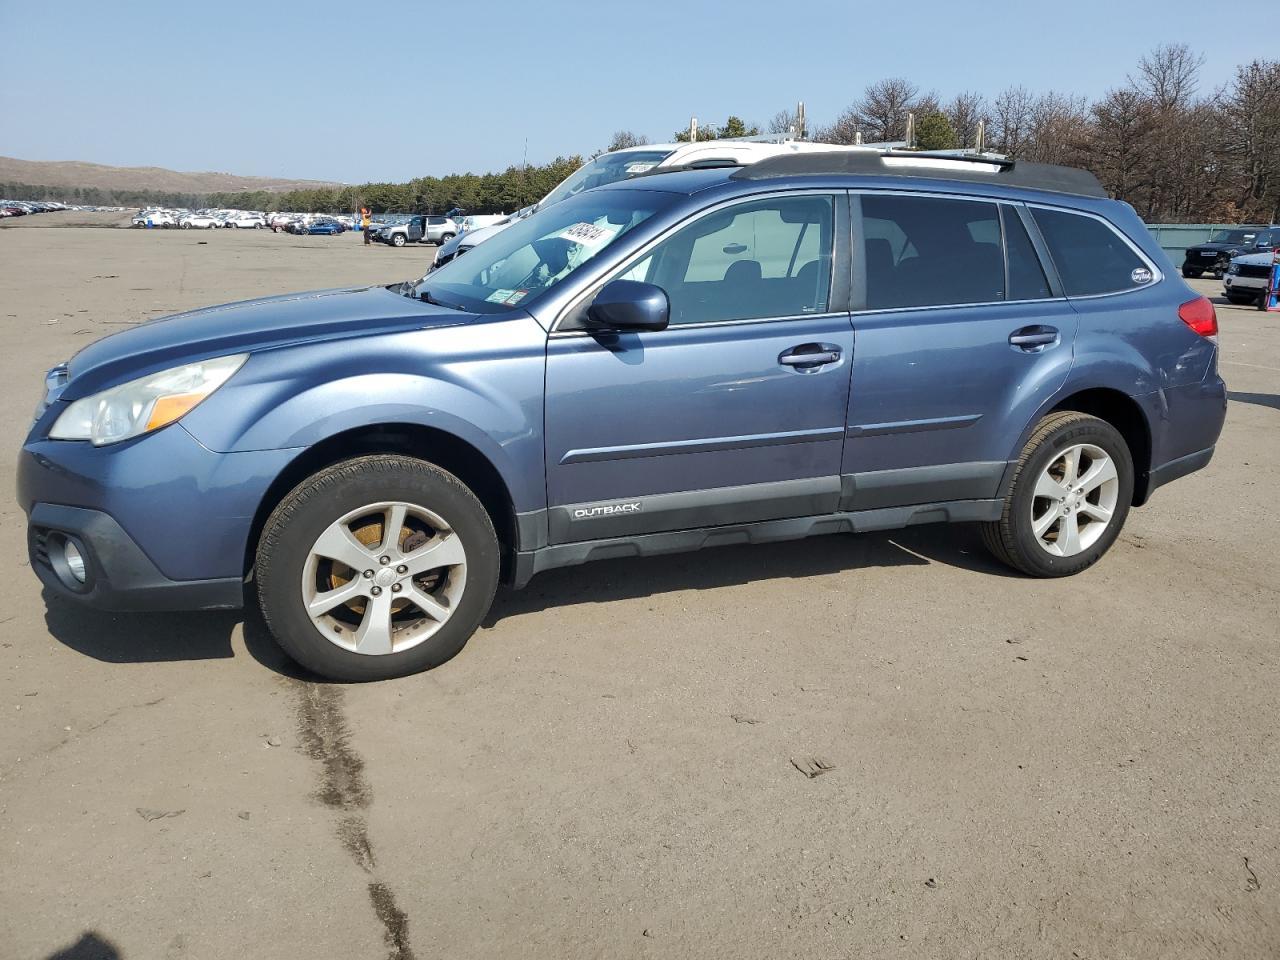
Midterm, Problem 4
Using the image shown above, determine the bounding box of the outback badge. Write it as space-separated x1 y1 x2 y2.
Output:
573 501 643 520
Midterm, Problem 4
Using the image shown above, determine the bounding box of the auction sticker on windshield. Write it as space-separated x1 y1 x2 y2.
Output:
558 222 618 248
485 289 517 304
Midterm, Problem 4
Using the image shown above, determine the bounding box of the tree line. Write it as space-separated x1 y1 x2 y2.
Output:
805 47 1280 224
9 47 1277 224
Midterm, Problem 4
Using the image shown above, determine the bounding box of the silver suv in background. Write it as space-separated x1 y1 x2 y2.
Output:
375 215 458 247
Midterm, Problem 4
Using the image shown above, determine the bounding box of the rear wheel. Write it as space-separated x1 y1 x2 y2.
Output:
1227 293 1255 305
256 455 499 681
1182 267 1203 279
982 412 1133 577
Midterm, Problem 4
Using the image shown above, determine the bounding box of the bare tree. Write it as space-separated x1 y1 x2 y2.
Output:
1021 91 1090 165
945 91 989 150
768 109 800 137
1088 88 1157 207
990 86 1036 157
606 130 649 151
855 77 921 142
1219 59 1280 221
1131 43 1205 111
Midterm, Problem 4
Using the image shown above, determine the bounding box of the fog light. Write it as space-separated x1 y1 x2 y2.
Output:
64 540 87 583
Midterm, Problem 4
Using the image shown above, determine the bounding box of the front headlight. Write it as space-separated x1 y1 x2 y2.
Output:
50 354 247 446
1228 263 1241 275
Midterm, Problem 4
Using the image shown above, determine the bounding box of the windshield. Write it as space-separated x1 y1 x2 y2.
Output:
1209 230 1256 244
538 149 675 210
412 188 674 314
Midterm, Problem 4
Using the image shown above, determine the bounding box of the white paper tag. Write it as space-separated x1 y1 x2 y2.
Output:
485 288 516 303
557 221 617 247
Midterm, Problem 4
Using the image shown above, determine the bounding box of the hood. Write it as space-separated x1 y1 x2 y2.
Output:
1233 251 1276 266
63 285 474 399
1188 241 1245 254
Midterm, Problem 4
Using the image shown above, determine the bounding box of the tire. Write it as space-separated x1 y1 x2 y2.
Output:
1182 267 1203 279
441 232 455 243
1226 293 1255 306
981 411 1133 578
256 455 499 681
1212 265 1225 280
392 233 406 247
182 222 191 229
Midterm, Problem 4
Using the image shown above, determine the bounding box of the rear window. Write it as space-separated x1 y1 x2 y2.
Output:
1032 208 1152 296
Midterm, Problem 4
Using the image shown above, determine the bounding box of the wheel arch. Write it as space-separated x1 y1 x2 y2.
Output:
245 422 520 583
1021 387 1154 506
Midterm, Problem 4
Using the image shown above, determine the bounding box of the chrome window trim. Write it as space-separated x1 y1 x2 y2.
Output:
548 310 850 340
851 187 1068 314
549 187 842 334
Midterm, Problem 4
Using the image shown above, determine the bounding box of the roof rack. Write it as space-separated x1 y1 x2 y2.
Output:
731 148 1108 198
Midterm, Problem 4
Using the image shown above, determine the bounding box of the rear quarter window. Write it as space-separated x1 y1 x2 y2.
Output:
1031 208 1153 297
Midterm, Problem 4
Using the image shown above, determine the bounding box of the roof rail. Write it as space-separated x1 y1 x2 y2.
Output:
731 148 1108 198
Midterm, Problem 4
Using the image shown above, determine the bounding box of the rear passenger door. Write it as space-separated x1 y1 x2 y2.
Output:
543 192 854 544
842 192 1078 510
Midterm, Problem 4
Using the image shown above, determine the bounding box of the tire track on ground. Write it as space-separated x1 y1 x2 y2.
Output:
292 681 416 960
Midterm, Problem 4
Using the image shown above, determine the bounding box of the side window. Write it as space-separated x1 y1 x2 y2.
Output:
1031 208 1151 296
861 194 1004 309
1003 205 1051 300
619 195 834 325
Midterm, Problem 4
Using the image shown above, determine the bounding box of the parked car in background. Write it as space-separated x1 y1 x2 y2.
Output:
1224 249 1278 304
1181 227 1276 279
225 212 267 229
179 213 220 229
304 218 346 235
131 209 178 228
375 215 457 247
21 150 1227 681
430 138 863 271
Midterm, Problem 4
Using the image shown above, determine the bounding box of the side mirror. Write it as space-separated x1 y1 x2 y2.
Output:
586 280 669 332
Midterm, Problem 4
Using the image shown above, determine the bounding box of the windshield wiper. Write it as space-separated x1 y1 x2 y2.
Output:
419 288 463 311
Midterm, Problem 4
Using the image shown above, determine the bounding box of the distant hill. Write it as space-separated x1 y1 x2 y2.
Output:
0 156 343 195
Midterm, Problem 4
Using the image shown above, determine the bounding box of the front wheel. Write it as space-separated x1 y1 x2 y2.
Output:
392 233 406 247
256 455 499 681
440 232 456 243
982 411 1133 577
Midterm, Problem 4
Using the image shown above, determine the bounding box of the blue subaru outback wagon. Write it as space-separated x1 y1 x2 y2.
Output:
20 150 1227 680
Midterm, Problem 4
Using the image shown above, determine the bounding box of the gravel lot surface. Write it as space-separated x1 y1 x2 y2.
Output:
1 223 1276 960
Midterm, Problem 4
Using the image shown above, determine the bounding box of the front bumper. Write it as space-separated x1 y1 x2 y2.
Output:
19 424 300 612
28 504 243 611
1224 275 1267 292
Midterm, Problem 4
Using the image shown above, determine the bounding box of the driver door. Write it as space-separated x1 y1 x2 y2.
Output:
543 192 853 544
407 217 424 243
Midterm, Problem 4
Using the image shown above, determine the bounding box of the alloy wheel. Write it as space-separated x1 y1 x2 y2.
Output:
301 500 467 655
1030 443 1120 557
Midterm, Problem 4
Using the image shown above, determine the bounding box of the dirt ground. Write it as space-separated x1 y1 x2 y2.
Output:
1 220 1277 960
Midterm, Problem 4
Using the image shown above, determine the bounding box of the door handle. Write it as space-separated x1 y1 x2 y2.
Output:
1009 326 1059 351
779 344 842 368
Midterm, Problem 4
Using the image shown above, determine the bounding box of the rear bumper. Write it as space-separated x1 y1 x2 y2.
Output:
1146 446 1215 499
1138 374 1226 503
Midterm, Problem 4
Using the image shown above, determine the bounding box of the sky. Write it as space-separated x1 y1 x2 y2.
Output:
2 0 1277 185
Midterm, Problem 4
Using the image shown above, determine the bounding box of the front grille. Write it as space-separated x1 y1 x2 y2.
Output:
1238 264 1272 279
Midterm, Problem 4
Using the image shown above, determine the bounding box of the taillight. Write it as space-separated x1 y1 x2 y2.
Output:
1178 296 1218 340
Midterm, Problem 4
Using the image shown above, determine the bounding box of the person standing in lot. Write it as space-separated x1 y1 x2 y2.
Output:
360 206 372 246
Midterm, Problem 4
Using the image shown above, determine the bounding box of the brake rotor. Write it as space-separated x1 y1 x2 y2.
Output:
325 515 444 616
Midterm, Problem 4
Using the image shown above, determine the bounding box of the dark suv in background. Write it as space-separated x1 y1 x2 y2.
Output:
1182 226 1276 278
21 150 1227 681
